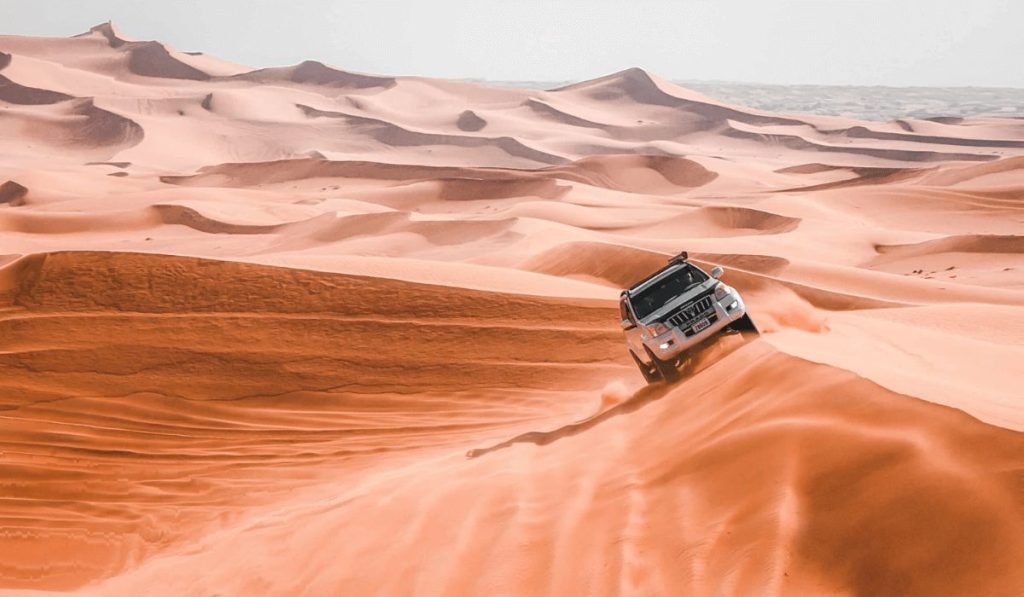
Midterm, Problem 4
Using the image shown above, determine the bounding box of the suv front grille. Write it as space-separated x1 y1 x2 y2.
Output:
667 295 714 329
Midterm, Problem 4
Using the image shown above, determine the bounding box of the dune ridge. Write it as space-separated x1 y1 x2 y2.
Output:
0 23 1023 597
78 21 129 48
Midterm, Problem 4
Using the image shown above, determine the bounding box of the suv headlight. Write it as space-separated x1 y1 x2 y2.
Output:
714 283 732 300
648 322 670 336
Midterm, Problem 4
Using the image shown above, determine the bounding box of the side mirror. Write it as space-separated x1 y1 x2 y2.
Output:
620 319 636 330
711 266 724 279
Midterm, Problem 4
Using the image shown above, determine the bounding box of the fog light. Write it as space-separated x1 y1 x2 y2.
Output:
728 300 739 311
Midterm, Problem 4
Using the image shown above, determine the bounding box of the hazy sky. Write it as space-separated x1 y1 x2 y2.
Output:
3 0 1023 87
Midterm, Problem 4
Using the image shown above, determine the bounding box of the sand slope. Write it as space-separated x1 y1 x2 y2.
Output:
1 23 1023 596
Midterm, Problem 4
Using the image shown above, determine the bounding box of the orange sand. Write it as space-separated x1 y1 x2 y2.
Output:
1 22 1023 596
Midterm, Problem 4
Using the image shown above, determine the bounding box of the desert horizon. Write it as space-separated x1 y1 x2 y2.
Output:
1 19 1023 596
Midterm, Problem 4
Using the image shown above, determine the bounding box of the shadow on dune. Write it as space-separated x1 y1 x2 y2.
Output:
237 60 396 90
774 164 929 193
159 154 717 195
465 382 672 459
0 180 28 206
466 338 753 459
0 75 74 105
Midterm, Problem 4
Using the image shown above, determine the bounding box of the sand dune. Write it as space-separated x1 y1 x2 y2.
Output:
524 97 616 130
563 154 719 192
296 104 569 166
8 26 1020 171
152 204 288 235
724 122 1001 163
0 96 143 163
1 23 1023 596
628 206 801 238
456 109 487 131
70 345 1024 597
918 155 1024 186
0 74 74 104
239 60 396 90
4 253 1023 596
555 67 806 129
875 234 1024 258
0 181 28 206
124 41 211 81
867 234 1024 288
78 21 130 48
160 154 717 201
830 124 1024 149
80 22 211 81
522 242 670 287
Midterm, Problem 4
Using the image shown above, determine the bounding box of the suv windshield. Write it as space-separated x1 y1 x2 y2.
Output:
630 264 707 320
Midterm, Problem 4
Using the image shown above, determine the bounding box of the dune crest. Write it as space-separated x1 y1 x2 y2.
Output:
80 21 130 48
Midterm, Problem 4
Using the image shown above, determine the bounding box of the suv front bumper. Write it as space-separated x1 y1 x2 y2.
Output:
643 291 748 361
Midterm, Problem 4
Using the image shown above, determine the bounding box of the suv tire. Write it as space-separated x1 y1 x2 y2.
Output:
644 346 679 382
630 350 661 383
730 313 759 340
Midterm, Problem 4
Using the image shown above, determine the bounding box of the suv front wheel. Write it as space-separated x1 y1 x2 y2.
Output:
728 313 759 339
630 350 661 383
643 346 680 382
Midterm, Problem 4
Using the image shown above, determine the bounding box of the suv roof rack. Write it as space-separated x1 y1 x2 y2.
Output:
668 250 689 263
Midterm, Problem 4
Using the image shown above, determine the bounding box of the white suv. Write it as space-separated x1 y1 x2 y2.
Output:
620 252 758 383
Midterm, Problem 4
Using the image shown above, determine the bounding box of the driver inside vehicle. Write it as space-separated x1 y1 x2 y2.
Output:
653 270 693 303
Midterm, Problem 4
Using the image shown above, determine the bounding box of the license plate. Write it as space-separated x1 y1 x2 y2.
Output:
692 318 710 332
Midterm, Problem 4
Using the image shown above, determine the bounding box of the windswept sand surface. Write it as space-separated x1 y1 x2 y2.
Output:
1 23 1024 596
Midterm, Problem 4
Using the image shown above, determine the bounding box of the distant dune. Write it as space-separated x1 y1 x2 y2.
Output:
492 78 1024 122
1 23 1023 597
